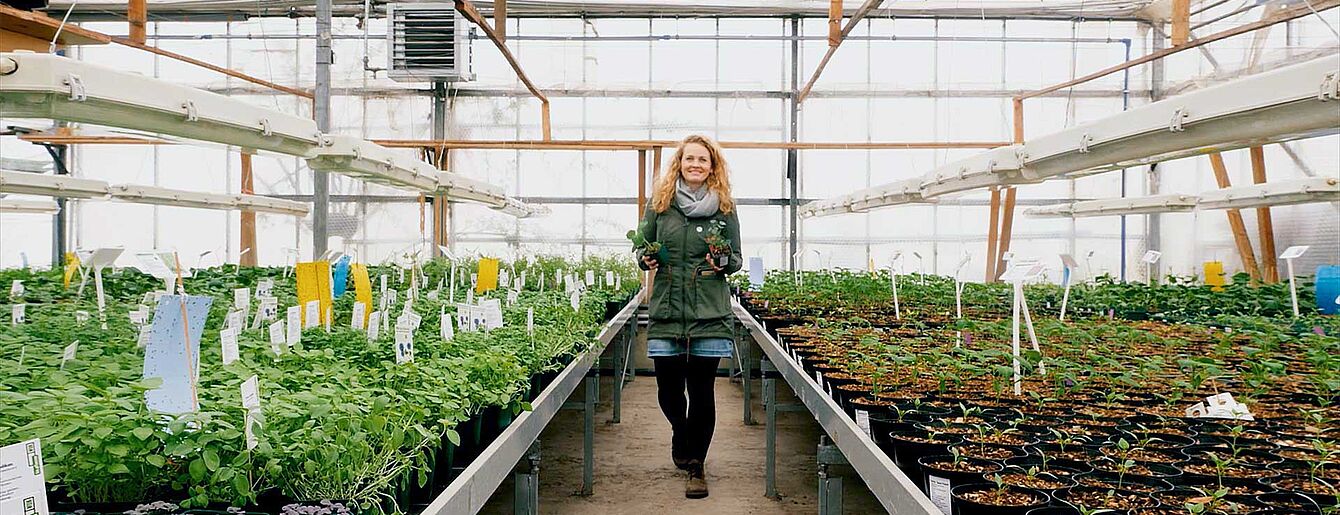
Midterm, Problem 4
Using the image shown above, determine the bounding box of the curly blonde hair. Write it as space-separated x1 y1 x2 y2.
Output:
651 134 734 214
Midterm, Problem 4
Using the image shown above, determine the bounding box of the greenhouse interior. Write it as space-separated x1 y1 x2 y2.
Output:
1 0 1338 513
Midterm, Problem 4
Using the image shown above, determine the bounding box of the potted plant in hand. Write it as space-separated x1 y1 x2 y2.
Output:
627 223 667 264
703 219 731 268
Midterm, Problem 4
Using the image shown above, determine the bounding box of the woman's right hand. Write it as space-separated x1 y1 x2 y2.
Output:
641 255 660 269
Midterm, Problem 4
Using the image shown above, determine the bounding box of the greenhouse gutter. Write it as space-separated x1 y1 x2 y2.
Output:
733 300 939 514
420 292 641 515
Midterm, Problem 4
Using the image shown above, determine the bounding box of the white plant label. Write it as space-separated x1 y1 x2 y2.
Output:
129 307 148 326
0 439 49 515
285 306 301 343
256 278 274 298
286 314 301 348
75 310 90 324
352 302 366 330
240 375 261 450
226 309 244 331
570 291 581 311
9 280 23 299
268 321 285 355
480 299 503 329
367 311 382 342
11 304 24 325
234 287 250 309
855 409 872 437
379 274 387 299
394 328 414 364
60 340 79 369
303 300 320 329
220 328 239 365
256 297 277 325
406 311 423 331
324 307 332 333
527 308 534 335
137 324 152 349
1141 250 1162 264
507 289 518 305
605 271 615 287
440 308 454 341
585 270 595 286
499 269 510 288
928 475 952 514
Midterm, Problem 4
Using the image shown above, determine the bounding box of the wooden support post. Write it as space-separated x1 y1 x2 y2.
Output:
1250 146 1278 283
637 149 648 218
995 187 1018 281
128 0 147 44
432 150 451 254
1012 98 1025 144
494 0 506 42
1208 153 1261 282
239 153 257 267
652 146 663 183
541 101 552 141
1171 0 1191 45
828 0 843 47
985 188 1002 281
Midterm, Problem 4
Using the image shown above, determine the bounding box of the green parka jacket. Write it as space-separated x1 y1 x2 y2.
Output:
637 203 743 341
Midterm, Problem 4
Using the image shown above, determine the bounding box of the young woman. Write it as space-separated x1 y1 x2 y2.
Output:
636 134 742 499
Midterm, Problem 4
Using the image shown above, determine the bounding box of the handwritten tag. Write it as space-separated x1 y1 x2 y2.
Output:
352 302 366 330
605 271 615 287
60 340 79 369
137 324 152 348
11 303 25 325
394 328 414 364
268 321 285 355
75 310 90 324
367 311 382 342
303 300 319 329
440 308 454 341
220 328 239 365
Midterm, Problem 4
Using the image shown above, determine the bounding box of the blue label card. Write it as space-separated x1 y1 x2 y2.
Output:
332 255 351 298
142 294 214 415
748 257 765 291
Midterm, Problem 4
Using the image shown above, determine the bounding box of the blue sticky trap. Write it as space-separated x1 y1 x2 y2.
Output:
332 255 351 299
143 294 214 414
748 257 765 291
1062 267 1071 287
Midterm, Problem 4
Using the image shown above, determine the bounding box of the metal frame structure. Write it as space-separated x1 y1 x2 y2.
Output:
419 292 639 515
733 300 939 514
1198 177 1340 210
1025 194 1200 218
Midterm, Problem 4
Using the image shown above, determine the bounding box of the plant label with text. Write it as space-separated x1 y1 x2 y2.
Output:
220 328 239 365
0 439 49 515
268 321 285 355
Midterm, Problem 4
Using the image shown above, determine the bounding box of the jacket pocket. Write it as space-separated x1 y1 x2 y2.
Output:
694 272 731 319
649 268 672 320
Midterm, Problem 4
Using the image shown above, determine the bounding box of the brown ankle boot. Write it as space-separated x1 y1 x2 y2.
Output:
673 456 693 470
685 462 708 499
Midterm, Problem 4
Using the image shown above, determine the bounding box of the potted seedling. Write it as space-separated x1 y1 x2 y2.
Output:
702 219 731 268
627 223 668 264
950 473 1050 515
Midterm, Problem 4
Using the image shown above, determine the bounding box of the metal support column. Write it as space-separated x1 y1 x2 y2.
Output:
312 0 332 257
512 440 540 515
817 436 848 515
610 325 626 424
739 320 755 425
787 16 801 271
582 371 596 496
43 143 69 268
763 357 779 499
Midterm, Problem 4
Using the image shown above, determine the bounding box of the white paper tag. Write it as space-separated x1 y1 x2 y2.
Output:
129 307 148 325
243 410 260 451
240 375 260 410
367 311 381 341
286 314 301 347
9 280 23 299
234 287 250 308
255 297 277 327
60 340 78 369
585 270 596 286
256 278 274 298
352 302 366 330
570 291 580 311
527 308 534 335
440 308 454 341
394 328 414 364
11 303 24 325
855 409 872 437
220 328 239 365
0 439 49 515
303 300 320 329
268 321 285 355
75 310 90 324
605 271 615 287
137 324 152 348
928 475 952 514
507 289 518 305
226 309 244 331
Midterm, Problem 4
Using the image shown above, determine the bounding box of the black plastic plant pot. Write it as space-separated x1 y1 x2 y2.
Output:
1090 460 1184 481
951 483 1050 515
1074 471 1174 494
1023 507 1084 515
950 442 1028 462
1256 492 1326 513
51 501 153 515
918 455 1004 497
884 430 965 483
1170 472 1276 497
1109 431 1198 451
1004 456 1091 477
1054 486 1158 513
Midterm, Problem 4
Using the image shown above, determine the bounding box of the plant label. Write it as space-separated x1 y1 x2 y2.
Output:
0 439 49 515
585 270 595 286
367 311 382 342
397 267 405 285
506 289 518 306
387 290 397 311
303 300 320 329
615 275 622 290
466 288 474 306
256 278 274 299
324 307 332 333
605 271 615 287
427 290 439 300
142 291 156 305
407 311 422 331
440 308 454 341
456 305 473 333
854 409 872 437
226 309 244 331
285 306 301 338
128 306 148 326
1279 245 1309 260
75 310 90 324
240 374 260 410
137 324 152 348
234 287 250 308
220 328 239 365
11 303 24 325
520 271 527 290
60 340 78 369
527 308 534 335
499 269 510 288
748 257 765 290
268 321 285 354
481 299 503 329
927 475 952 514
394 328 414 364
352 302 367 330
9 280 23 299
286 314 301 347
1141 250 1162 264
569 291 580 311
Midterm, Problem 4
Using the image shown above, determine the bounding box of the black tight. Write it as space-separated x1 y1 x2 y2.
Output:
653 355 720 463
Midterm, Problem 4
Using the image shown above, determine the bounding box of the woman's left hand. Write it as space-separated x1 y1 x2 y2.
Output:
704 255 724 272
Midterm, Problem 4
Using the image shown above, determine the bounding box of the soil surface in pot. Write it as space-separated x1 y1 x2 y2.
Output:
957 486 1047 507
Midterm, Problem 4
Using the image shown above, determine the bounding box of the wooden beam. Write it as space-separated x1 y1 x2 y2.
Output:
796 0 884 103
1208 152 1262 282
984 188 1002 281
239 153 257 267
18 133 170 145
0 5 109 47
994 186 1018 281
1012 97 1025 143
652 146 663 182
637 149 648 217
828 0 843 47
1250 146 1278 283
1017 0 1338 100
494 0 507 42
376 139 1009 151
128 0 148 45
1171 0 1191 45
455 0 551 140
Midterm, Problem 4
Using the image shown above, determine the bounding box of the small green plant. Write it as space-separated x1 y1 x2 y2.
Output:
625 224 662 256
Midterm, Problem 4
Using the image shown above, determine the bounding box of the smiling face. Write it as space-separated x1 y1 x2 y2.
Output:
679 142 712 188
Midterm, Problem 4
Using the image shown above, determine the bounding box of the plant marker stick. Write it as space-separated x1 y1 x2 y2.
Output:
1059 266 1072 322
93 266 108 329
1018 288 1045 375
1011 280 1023 396
1287 258 1299 317
890 266 901 321
173 253 200 410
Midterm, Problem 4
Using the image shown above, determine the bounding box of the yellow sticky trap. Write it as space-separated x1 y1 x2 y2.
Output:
1204 261 1226 291
476 258 500 294
351 263 373 325
295 261 333 326
63 252 80 288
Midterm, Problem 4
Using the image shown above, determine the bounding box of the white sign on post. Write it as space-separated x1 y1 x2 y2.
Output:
1280 245 1309 317
137 324 153 348
60 340 79 369
0 438 49 515
1141 250 1163 285
527 308 534 335
394 328 414 364
440 308 454 341
285 307 301 347
367 311 382 342
240 375 261 450
1059 253 1079 322
220 328 239 365
9 280 23 299
268 321 285 355
352 302 367 330
303 300 320 329
256 278 274 299
75 310 89 324
1001 260 1047 396
569 291 581 311
11 303 24 325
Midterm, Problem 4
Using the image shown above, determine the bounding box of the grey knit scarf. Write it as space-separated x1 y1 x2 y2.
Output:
675 179 721 218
